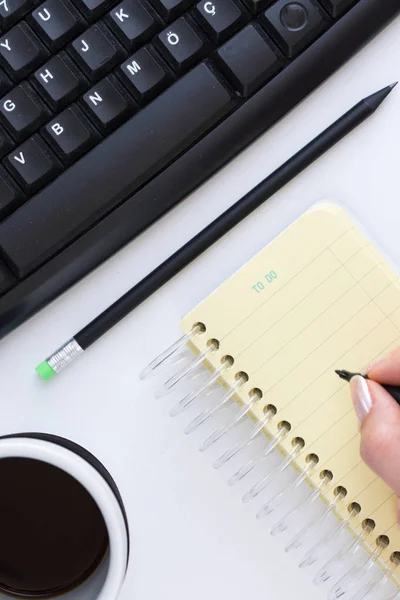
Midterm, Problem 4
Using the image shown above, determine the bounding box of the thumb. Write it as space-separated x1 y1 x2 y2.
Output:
350 375 400 520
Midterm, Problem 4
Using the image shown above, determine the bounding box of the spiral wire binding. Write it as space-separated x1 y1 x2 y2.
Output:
228 421 290 487
213 404 277 469
299 502 361 569
313 520 376 587
199 385 261 452
140 323 205 380
257 453 319 518
285 486 347 554
144 327 400 598
155 338 219 398
170 356 233 417
244 436 305 504
328 536 390 600
352 554 400 600
184 370 247 435
270 469 334 537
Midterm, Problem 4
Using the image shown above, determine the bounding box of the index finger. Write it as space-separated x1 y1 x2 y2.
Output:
367 347 400 385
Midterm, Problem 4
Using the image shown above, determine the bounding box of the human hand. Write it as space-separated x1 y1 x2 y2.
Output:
350 348 400 522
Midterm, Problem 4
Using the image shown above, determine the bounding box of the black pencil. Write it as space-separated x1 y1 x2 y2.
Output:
36 83 397 380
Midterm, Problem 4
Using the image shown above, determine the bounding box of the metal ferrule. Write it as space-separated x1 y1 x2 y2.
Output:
47 338 84 373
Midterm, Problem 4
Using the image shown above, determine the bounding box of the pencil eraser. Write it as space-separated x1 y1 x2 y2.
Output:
36 361 56 381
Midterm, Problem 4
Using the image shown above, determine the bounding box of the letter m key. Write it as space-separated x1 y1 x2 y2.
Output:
126 60 141 76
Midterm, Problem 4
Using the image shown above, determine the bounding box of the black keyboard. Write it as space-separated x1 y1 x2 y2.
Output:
0 0 398 339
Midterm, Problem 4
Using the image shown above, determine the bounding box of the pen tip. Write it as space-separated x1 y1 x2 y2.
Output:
335 369 363 382
390 82 398 90
335 369 352 382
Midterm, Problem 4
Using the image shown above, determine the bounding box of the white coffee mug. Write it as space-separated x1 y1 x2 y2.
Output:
0 433 129 600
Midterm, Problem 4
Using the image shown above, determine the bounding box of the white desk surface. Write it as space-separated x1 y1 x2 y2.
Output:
1 16 400 600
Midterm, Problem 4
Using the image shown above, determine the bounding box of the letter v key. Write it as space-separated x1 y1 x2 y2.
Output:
14 152 25 164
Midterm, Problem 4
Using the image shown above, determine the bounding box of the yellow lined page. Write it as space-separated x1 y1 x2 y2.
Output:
180 203 400 566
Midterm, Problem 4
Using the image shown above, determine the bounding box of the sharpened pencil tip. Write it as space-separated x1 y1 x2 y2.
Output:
364 83 398 111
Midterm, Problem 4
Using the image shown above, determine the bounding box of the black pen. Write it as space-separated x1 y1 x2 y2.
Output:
335 370 400 406
35 83 397 380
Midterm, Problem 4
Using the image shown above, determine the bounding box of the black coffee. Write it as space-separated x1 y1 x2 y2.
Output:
0 457 109 598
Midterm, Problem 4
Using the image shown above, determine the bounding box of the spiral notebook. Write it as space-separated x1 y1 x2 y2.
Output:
176 203 400 579
142 203 400 600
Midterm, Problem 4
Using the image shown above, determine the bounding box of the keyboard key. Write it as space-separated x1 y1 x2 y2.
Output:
82 76 133 132
194 0 247 43
107 0 159 50
0 0 40 30
119 46 170 102
69 23 123 81
261 0 328 58
4 135 60 194
242 0 272 14
0 260 15 295
74 0 115 20
216 23 281 96
0 166 24 220
0 63 235 277
32 53 87 110
0 83 50 141
0 124 12 157
319 0 356 17
156 17 209 73
0 68 11 96
0 23 49 79
43 105 99 164
150 0 194 22
30 0 86 51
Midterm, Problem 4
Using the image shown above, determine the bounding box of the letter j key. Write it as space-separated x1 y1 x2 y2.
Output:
69 23 123 81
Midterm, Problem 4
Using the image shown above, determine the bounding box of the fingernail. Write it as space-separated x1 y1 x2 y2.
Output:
397 498 400 526
350 375 373 423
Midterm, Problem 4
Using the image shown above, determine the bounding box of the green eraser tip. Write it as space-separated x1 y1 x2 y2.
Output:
36 361 56 381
